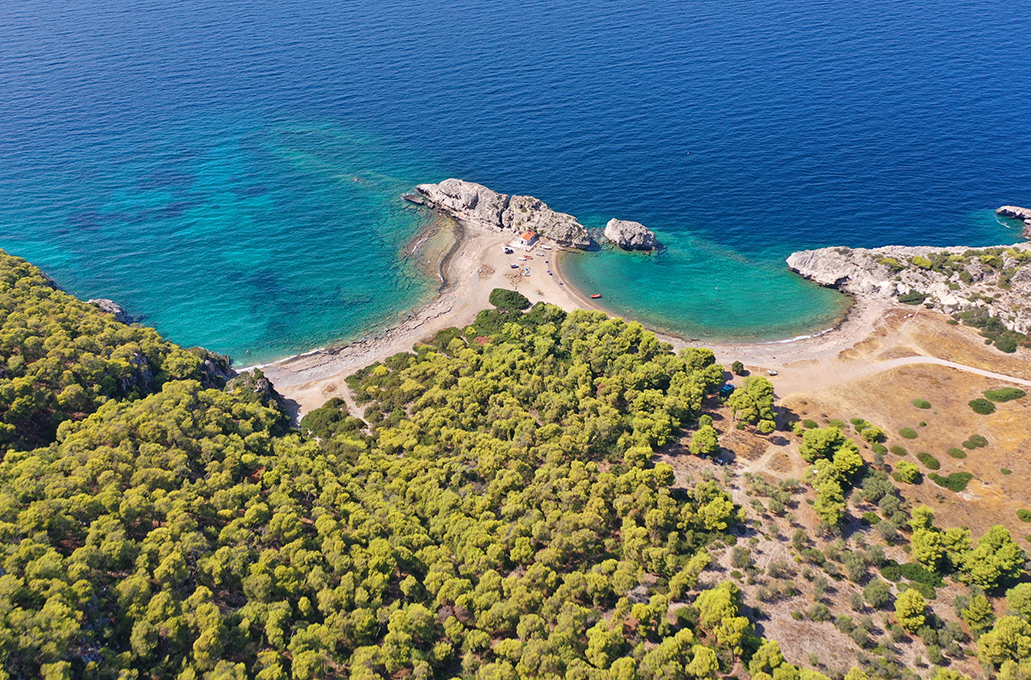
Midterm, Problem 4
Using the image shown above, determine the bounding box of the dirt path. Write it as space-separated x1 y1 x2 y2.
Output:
847 355 1031 388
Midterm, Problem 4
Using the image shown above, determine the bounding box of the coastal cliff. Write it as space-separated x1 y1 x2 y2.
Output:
406 179 591 249
787 243 1031 336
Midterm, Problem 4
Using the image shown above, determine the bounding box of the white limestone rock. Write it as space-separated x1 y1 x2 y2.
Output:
409 179 591 249
603 219 659 251
787 242 1031 334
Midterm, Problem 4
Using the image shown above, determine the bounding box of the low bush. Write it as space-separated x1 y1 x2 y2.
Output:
962 434 988 449
890 445 908 456
968 398 996 415
1002 468 1013 475
946 447 967 459
882 561 942 588
829 419 847 429
803 419 818 429
1018 509 1031 523
917 452 941 470
862 511 881 525
872 443 888 455
984 387 1026 402
488 288 530 311
899 289 928 305
929 472 973 492
899 428 918 439
913 398 932 409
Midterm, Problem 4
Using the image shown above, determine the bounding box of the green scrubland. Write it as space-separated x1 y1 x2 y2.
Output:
1 251 1030 680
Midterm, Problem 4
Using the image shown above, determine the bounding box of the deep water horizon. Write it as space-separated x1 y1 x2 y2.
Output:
2 0 1029 363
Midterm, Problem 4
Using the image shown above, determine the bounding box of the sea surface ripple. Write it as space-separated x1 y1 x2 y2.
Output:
1 0 1029 361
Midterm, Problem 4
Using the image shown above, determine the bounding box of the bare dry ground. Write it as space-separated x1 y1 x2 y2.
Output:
779 308 1031 541
657 310 1031 678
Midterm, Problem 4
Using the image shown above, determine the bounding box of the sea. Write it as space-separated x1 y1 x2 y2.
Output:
2 0 1029 364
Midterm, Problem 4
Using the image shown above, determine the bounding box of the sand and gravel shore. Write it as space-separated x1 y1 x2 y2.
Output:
259 217 609 415
258 213 886 418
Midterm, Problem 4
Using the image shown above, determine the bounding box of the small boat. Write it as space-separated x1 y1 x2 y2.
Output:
591 294 602 299
543 246 552 250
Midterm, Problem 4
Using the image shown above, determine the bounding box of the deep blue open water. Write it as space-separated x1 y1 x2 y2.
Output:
2 0 1029 362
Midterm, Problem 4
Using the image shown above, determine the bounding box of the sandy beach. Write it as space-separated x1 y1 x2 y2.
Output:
259 217 613 416
259 209 902 419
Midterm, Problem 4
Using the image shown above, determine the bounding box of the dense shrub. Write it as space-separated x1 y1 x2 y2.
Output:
488 287 531 311
984 387 1026 402
890 445 908 456
913 399 932 409
802 419 818 429
917 452 941 470
899 428 918 439
963 434 988 449
1018 509 1031 523
969 398 997 415
872 443 888 455
929 472 974 492
899 289 928 305
946 447 967 459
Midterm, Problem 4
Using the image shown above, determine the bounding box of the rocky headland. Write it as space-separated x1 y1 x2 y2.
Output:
997 205 1031 236
787 242 1031 335
603 218 660 251
405 179 591 249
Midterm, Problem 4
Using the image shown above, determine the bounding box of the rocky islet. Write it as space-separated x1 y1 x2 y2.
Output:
603 218 660 251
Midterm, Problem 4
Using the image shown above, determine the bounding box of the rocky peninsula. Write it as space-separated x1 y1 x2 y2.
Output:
997 205 1031 236
787 242 1031 335
405 179 591 249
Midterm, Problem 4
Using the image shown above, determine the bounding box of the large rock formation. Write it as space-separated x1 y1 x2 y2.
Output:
407 179 591 249
88 298 129 324
604 219 659 251
997 206 1031 238
787 243 1031 333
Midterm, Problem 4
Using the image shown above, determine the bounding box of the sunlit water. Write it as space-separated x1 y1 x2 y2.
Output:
1 0 1028 362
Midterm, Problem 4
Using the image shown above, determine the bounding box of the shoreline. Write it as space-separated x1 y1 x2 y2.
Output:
258 214 602 410
258 206 877 418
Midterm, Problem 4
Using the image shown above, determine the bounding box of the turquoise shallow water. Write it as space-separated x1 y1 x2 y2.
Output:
562 235 852 343
1 0 1029 363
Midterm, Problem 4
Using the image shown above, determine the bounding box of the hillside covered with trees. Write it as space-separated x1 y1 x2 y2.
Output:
2 252 1029 680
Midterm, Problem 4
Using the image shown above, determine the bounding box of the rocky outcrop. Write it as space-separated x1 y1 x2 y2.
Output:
997 206 1031 238
604 219 659 251
787 243 1031 333
88 298 129 324
407 179 591 249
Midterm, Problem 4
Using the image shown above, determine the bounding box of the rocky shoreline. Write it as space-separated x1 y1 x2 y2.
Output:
405 179 592 249
405 178 660 251
787 241 1031 335
997 205 1031 237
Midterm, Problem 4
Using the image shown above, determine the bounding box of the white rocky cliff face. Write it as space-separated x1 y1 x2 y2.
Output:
406 179 591 249
603 219 659 251
787 243 1031 333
